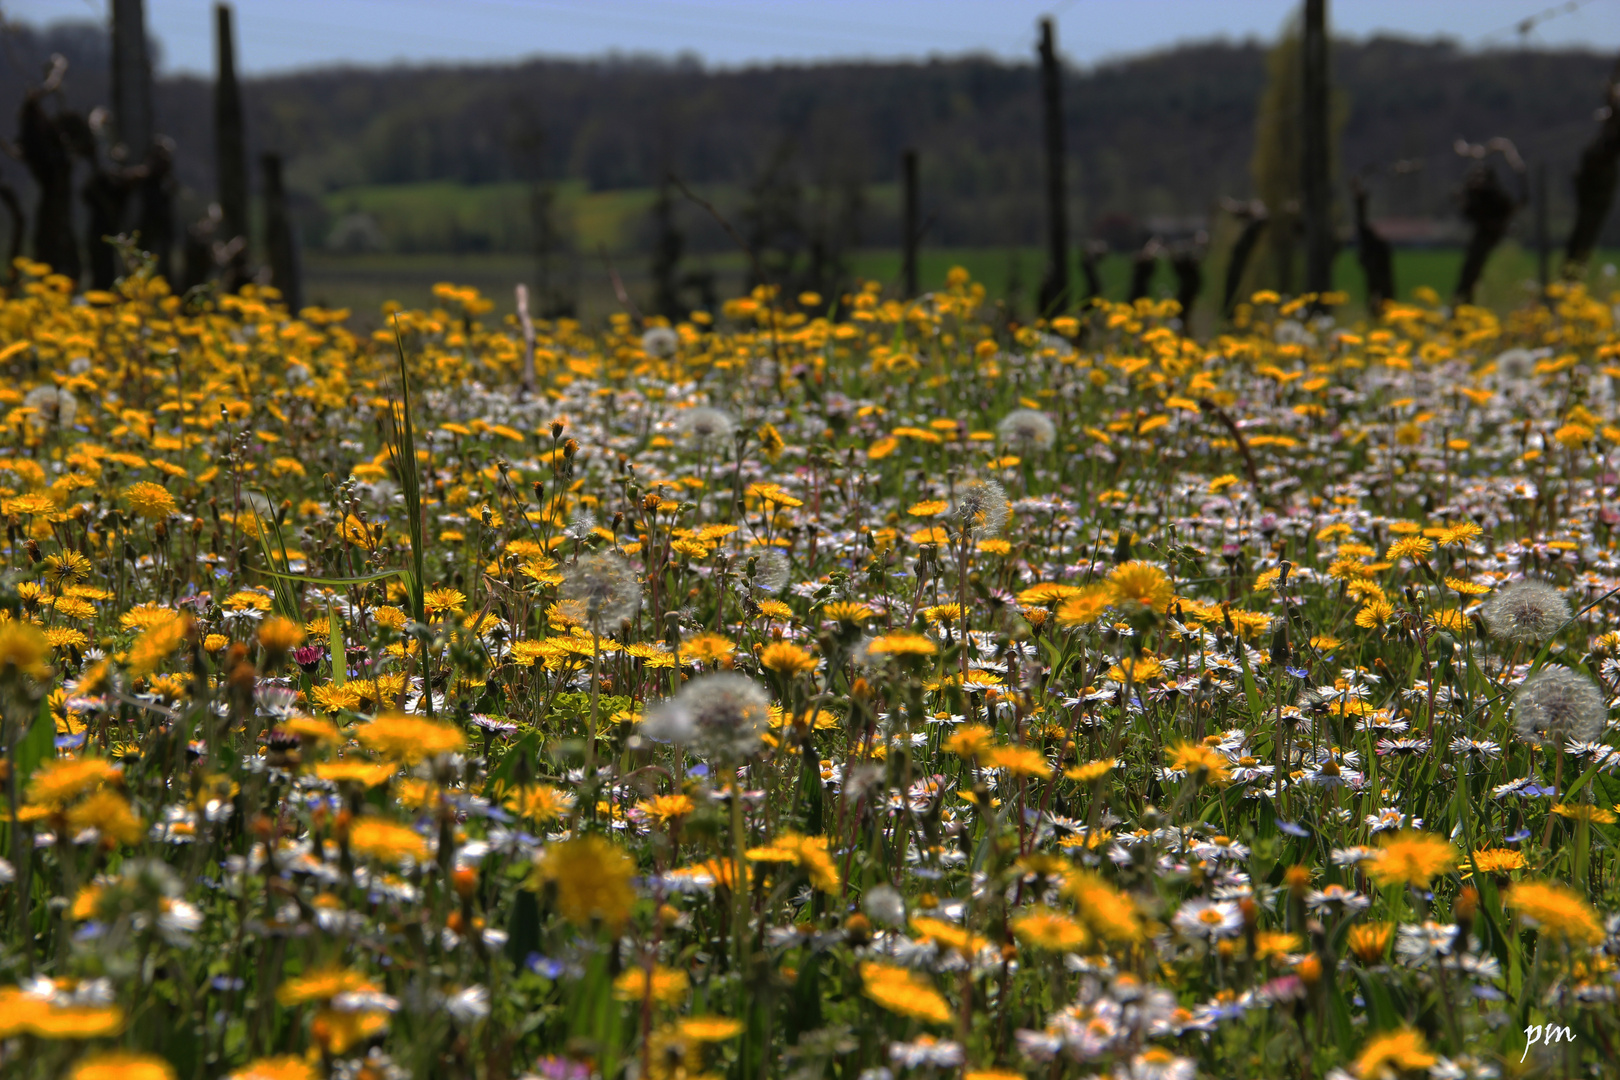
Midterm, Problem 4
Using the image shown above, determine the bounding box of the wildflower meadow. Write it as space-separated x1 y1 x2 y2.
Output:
2 255 1620 1080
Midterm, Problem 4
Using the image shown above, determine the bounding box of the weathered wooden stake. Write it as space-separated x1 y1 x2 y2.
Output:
1037 18 1069 315
110 0 153 163
1301 0 1333 297
1536 161 1549 291
214 2 249 289
1350 178 1393 315
19 58 79 283
1222 200 1268 317
262 153 300 310
1564 58 1620 276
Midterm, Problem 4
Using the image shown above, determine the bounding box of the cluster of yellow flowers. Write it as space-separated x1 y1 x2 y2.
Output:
0 258 1619 1079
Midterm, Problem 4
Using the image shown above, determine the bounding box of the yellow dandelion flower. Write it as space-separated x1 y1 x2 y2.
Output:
122 481 177 520
1165 741 1231 786
423 587 467 615
981 745 1053 779
1438 522 1483 546
635 793 695 826
314 761 396 788
944 724 996 760
70 1052 176 1080
225 1057 319 1080
256 616 304 659
119 602 178 631
860 963 952 1024
44 627 89 651
277 715 341 745
309 683 363 714
678 1016 743 1041
1063 871 1148 944
1064 758 1116 783
505 784 576 824
64 789 143 846
0 619 52 680
127 611 192 677
354 713 466 764
1506 880 1605 946
910 915 992 955
612 964 689 1004
1365 831 1457 890
1054 583 1114 627
27 756 121 809
1551 803 1617 824
276 967 378 1006
1012 907 1090 951
1106 561 1174 613
1354 599 1396 629
1354 1028 1436 1080
346 817 429 864
1468 848 1527 875
821 601 875 623
759 641 816 676
1346 922 1394 963
680 632 735 665
864 631 936 657
531 834 636 931
745 831 841 892
1386 536 1433 561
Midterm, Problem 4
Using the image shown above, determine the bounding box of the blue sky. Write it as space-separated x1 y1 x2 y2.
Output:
5 0 1619 75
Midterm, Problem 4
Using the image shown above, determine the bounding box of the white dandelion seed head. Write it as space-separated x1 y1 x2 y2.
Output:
862 884 907 928
642 325 679 359
741 548 791 595
1492 347 1537 383
662 672 771 762
675 406 735 444
1481 579 1570 645
952 478 1009 538
565 509 598 542
996 408 1056 450
24 383 77 428
1511 665 1608 746
559 552 640 629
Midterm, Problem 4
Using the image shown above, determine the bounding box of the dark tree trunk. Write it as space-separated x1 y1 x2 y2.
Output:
1302 0 1333 297
1223 210 1268 316
1080 239 1105 302
110 0 153 162
138 137 176 280
214 2 249 290
1128 243 1158 303
1351 179 1394 314
1564 58 1620 274
1037 18 1069 315
262 153 301 310
0 183 23 279
650 174 683 319
1171 246 1202 324
19 93 80 283
1455 164 1520 304
901 148 919 298
83 166 138 290
181 205 220 293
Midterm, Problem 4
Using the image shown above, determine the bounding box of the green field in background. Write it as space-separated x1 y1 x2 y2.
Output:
309 178 1618 326
305 242 1620 330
